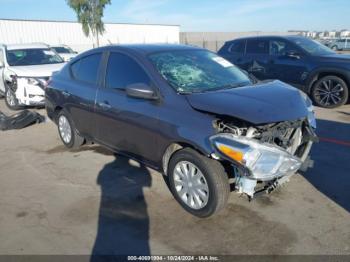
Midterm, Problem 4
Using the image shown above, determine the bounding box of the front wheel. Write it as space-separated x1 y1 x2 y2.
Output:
5 87 21 110
311 75 348 108
168 148 230 218
57 110 84 149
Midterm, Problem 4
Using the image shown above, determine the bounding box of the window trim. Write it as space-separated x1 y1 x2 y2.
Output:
69 52 103 86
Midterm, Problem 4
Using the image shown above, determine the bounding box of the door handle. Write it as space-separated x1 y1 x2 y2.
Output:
98 101 112 110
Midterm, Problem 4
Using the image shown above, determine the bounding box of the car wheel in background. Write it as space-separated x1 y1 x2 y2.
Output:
57 110 84 149
331 45 338 51
4 87 21 110
311 75 348 108
167 148 230 218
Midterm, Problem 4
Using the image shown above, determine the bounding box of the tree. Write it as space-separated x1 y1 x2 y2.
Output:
67 0 111 47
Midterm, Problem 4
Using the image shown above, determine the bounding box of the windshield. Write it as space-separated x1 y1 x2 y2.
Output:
149 50 251 93
52 47 73 54
289 37 335 55
6 48 64 66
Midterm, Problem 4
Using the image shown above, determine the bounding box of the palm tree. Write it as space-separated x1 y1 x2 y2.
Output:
67 0 111 47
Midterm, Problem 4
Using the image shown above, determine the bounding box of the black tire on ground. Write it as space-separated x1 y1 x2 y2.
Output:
167 148 230 218
57 110 84 149
4 87 21 110
311 75 348 108
331 45 338 51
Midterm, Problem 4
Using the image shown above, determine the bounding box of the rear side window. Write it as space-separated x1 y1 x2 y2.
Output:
246 39 269 54
105 52 150 90
70 53 102 84
229 40 245 53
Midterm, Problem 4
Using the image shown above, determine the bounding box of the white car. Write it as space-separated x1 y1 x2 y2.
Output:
0 43 65 110
50 45 77 62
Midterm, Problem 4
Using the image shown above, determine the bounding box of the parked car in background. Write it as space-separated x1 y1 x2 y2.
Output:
51 45 77 62
218 36 350 108
0 43 65 109
46 44 316 217
329 38 350 51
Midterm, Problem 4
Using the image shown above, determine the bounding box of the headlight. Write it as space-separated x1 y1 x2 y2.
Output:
211 134 302 181
26 77 40 85
299 90 316 129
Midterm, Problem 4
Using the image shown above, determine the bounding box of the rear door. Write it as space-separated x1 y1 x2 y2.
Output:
95 51 160 165
65 52 103 137
245 38 270 80
218 39 247 68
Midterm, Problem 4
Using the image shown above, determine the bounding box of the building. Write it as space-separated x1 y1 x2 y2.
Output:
0 18 180 52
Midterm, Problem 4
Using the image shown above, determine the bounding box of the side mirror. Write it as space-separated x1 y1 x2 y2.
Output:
0 61 4 68
126 83 157 100
285 50 301 59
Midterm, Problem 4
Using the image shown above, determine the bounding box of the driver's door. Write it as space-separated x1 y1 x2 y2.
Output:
267 39 309 86
94 51 160 165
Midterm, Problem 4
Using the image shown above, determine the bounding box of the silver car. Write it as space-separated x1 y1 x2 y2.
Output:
330 38 350 51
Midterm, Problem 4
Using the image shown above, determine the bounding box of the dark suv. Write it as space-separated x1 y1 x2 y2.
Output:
46 44 317 217
218 36 350 108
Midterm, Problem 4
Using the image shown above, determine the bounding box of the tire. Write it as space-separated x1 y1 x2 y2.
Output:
331 45 338 51
167 148 230 218
4 87 21 110
57 110 84 149
311 75 348 108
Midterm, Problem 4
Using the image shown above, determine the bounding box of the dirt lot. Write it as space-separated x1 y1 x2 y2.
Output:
0 99 349 257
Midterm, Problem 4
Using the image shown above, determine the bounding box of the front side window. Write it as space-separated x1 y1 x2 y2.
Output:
246 39 269 54
6 48 64 66
105 52 150 90
289 37 334 55
149 50 251 93
71 53 102 84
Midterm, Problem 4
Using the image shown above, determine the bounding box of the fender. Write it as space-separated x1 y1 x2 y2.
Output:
305 67 350 93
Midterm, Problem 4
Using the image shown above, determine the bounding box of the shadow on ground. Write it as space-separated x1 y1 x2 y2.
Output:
304 119 350 212
90 155 152 260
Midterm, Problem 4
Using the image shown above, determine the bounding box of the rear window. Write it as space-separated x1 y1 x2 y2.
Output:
229 40 245 53
70 53 102 84
246 39 269 54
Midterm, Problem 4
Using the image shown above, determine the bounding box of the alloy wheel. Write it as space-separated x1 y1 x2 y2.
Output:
58 115 72 144
6 89 16 106
313 79 345 107
173 161 209 210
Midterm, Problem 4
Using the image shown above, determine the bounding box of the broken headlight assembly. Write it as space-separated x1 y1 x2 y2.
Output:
210 133 302 181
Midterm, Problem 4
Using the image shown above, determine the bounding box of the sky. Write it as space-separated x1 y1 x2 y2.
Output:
0 0 349 32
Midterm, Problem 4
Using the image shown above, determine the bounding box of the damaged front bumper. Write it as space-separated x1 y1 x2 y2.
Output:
8 76 47 106
210 120 318 199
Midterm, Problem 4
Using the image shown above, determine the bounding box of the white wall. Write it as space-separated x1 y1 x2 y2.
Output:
0 19 180 52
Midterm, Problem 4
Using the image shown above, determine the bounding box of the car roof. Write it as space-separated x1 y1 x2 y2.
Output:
97 43 203 55
225 35 305 43
5 43 49 50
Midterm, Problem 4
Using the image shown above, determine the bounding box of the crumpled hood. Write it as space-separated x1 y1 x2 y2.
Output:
7 63 65 77
185 80 308 124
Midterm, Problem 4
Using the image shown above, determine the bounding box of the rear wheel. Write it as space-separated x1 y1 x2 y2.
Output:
331 45 338 51
57 110 84 149
168 148 230 218
311 75 348 108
